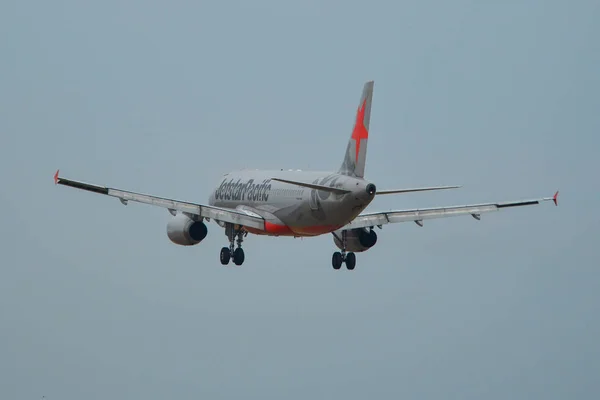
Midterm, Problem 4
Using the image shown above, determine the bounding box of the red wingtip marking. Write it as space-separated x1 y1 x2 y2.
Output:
553 190 559 206
54 169 59 184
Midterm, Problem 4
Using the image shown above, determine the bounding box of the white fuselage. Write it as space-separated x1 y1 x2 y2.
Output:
208 169 376 236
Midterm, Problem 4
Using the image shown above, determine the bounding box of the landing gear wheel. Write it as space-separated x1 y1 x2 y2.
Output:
345 252 356 270
332 252 343 270
220 247 231 265
233 247 245 266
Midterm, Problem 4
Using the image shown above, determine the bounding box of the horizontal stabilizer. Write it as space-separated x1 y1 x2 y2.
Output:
376 185 461 195
271 178 351 194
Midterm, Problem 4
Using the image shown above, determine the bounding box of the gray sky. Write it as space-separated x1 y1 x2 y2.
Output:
1 0 599 398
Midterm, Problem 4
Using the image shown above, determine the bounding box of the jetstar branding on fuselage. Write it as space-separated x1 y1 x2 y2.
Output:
214 178 272 202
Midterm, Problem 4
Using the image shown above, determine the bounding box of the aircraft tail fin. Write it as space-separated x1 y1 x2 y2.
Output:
338 80 374 178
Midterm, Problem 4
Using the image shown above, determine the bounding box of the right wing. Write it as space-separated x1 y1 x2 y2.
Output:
344 191 559 229
53 170 266 230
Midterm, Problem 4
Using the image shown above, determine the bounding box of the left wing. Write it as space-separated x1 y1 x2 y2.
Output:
344 191 559 229
53 170 266 230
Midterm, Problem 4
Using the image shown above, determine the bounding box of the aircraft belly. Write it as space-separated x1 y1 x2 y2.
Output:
272 202 349 236
236 201 345 237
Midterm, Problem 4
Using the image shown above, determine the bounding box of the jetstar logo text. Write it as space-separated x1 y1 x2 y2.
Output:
214 178 272 202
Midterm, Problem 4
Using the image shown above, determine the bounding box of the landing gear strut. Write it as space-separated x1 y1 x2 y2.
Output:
220 223 246 266
332 230 356 270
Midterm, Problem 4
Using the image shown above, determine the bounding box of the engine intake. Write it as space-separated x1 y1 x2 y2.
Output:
166 213 208 246
333 228 378 252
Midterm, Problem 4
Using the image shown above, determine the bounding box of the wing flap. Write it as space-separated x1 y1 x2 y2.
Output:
55 170 266 230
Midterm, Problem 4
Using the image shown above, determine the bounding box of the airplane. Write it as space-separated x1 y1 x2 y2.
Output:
54 80 559 270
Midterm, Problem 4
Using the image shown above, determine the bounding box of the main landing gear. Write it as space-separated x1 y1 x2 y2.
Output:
220 223 246 266
332 251 356 270
332 231 356 270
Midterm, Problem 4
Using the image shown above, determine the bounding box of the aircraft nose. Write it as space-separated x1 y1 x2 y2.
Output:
366 183 376 195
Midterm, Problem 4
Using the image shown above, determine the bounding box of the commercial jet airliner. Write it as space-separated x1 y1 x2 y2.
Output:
54 81 558 270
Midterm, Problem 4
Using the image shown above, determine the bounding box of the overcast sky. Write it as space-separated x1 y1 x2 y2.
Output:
1 0 599 399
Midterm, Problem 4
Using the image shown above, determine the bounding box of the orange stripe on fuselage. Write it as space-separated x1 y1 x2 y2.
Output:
244 222 342 237
265 221 294 235
244 222 294 236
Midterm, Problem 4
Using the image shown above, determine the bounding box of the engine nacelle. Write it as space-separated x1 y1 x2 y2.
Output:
333 228 378 252
166 213 208 246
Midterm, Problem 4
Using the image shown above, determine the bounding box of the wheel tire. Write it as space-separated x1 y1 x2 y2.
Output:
233 248 245 266
332 252 343 270
345 252 356 270
220 247 231 265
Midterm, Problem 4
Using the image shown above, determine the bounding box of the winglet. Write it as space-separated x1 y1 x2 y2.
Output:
553 190 559 206
54 169 60 184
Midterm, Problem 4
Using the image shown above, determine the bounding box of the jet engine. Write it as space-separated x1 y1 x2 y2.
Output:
166 213 208 246
333 228 377 252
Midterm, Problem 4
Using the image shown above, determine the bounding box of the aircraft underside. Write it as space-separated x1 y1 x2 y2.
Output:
217 221 367 270
164 211 376 270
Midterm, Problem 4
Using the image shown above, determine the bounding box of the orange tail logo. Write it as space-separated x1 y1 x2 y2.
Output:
350 99 368 163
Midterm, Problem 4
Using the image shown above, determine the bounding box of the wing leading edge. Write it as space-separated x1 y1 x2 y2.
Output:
344 191 559 230
53 170 266 230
